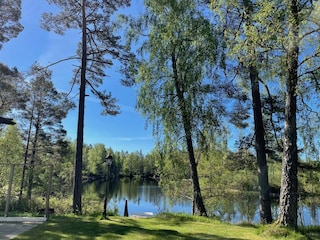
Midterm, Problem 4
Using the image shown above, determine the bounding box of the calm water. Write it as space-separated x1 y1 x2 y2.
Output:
83 178 192 216
83 178 320 226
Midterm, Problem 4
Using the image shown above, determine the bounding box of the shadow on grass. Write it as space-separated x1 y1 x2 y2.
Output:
188 233 249 240
155 213 201 226
236 222 258 228
300 226 320 240
15 216 247 240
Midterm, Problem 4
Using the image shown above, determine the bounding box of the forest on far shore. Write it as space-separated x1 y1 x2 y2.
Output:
1 124 320 219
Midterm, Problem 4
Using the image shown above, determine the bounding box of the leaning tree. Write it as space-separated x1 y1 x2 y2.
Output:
123 0 224 216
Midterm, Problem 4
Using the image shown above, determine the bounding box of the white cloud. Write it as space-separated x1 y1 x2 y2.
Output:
112 136 153 142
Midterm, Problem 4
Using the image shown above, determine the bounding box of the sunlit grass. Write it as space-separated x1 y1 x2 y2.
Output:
14 213 314 240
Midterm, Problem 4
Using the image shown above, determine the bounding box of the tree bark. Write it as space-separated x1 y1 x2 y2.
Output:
27 111 41 200
18 105 34 207
73 0 87 215
250 65 272 224
171 52 207 216
27 130 37 199
185 127 207 216
278 0 299 228
242 0 272 223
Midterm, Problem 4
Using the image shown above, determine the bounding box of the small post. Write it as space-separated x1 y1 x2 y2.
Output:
4 164 15 217
45 165 53 219
124 200 129 217
102 196 108 219
101 155 113 220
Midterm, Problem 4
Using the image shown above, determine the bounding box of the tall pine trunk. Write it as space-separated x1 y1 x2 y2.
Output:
18 105 34 207
73 0 87 214
27 119 40 200
278 0 299 228
250 65 272 224
243 0 272 223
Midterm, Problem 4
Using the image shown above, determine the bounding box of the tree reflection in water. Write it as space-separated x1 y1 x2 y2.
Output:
83 178 320 226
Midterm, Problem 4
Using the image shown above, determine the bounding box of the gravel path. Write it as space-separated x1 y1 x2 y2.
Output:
0 217 46 240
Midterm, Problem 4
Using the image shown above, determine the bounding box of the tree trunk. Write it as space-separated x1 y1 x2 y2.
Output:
27 115 40 200
250 65 272 224
242 0 272 224
171 52 207 216
18 105 34 207
185 129 207 216
73 0 87 215
278 0 299 228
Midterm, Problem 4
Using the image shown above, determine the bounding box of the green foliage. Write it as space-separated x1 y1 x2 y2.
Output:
0 62 26 115
157 143 264 214
49 196 73 215
0 126 24 196
266 162 281 189
52 139 75 195
158 148 192 201
123 1 227 216
125 0 222 144
198 149 229 196
17 65 75 201
0 125 23 164
114 150 156 178
298 164 320 195
87 144 107 176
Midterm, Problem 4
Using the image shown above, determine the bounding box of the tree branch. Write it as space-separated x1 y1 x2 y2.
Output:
259 78 282 150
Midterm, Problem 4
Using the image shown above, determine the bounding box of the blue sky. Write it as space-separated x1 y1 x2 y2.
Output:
0 0 155 154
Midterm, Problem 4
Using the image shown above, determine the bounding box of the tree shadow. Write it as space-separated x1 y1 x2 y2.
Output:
236 222 258 228
300 226 320 240
16 216 253 240
188 233 250 240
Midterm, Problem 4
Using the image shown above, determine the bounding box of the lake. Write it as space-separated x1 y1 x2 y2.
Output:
83 178 320 226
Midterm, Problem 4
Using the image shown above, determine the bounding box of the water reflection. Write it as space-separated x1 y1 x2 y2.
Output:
83 178 192 216
299 197 320 226
207 192 260 222
83 179 320 226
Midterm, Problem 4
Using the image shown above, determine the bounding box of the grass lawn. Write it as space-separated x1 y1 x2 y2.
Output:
14 213 318 240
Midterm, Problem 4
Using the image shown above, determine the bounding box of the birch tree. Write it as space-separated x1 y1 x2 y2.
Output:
123 0 223 216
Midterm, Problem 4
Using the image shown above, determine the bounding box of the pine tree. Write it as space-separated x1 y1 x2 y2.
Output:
0 0 23 49
41 0 131 214
0 63 26 115
18 64 74 202
209 0 276 223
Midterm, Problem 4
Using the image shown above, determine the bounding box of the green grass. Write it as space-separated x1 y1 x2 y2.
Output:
14 213 315 240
